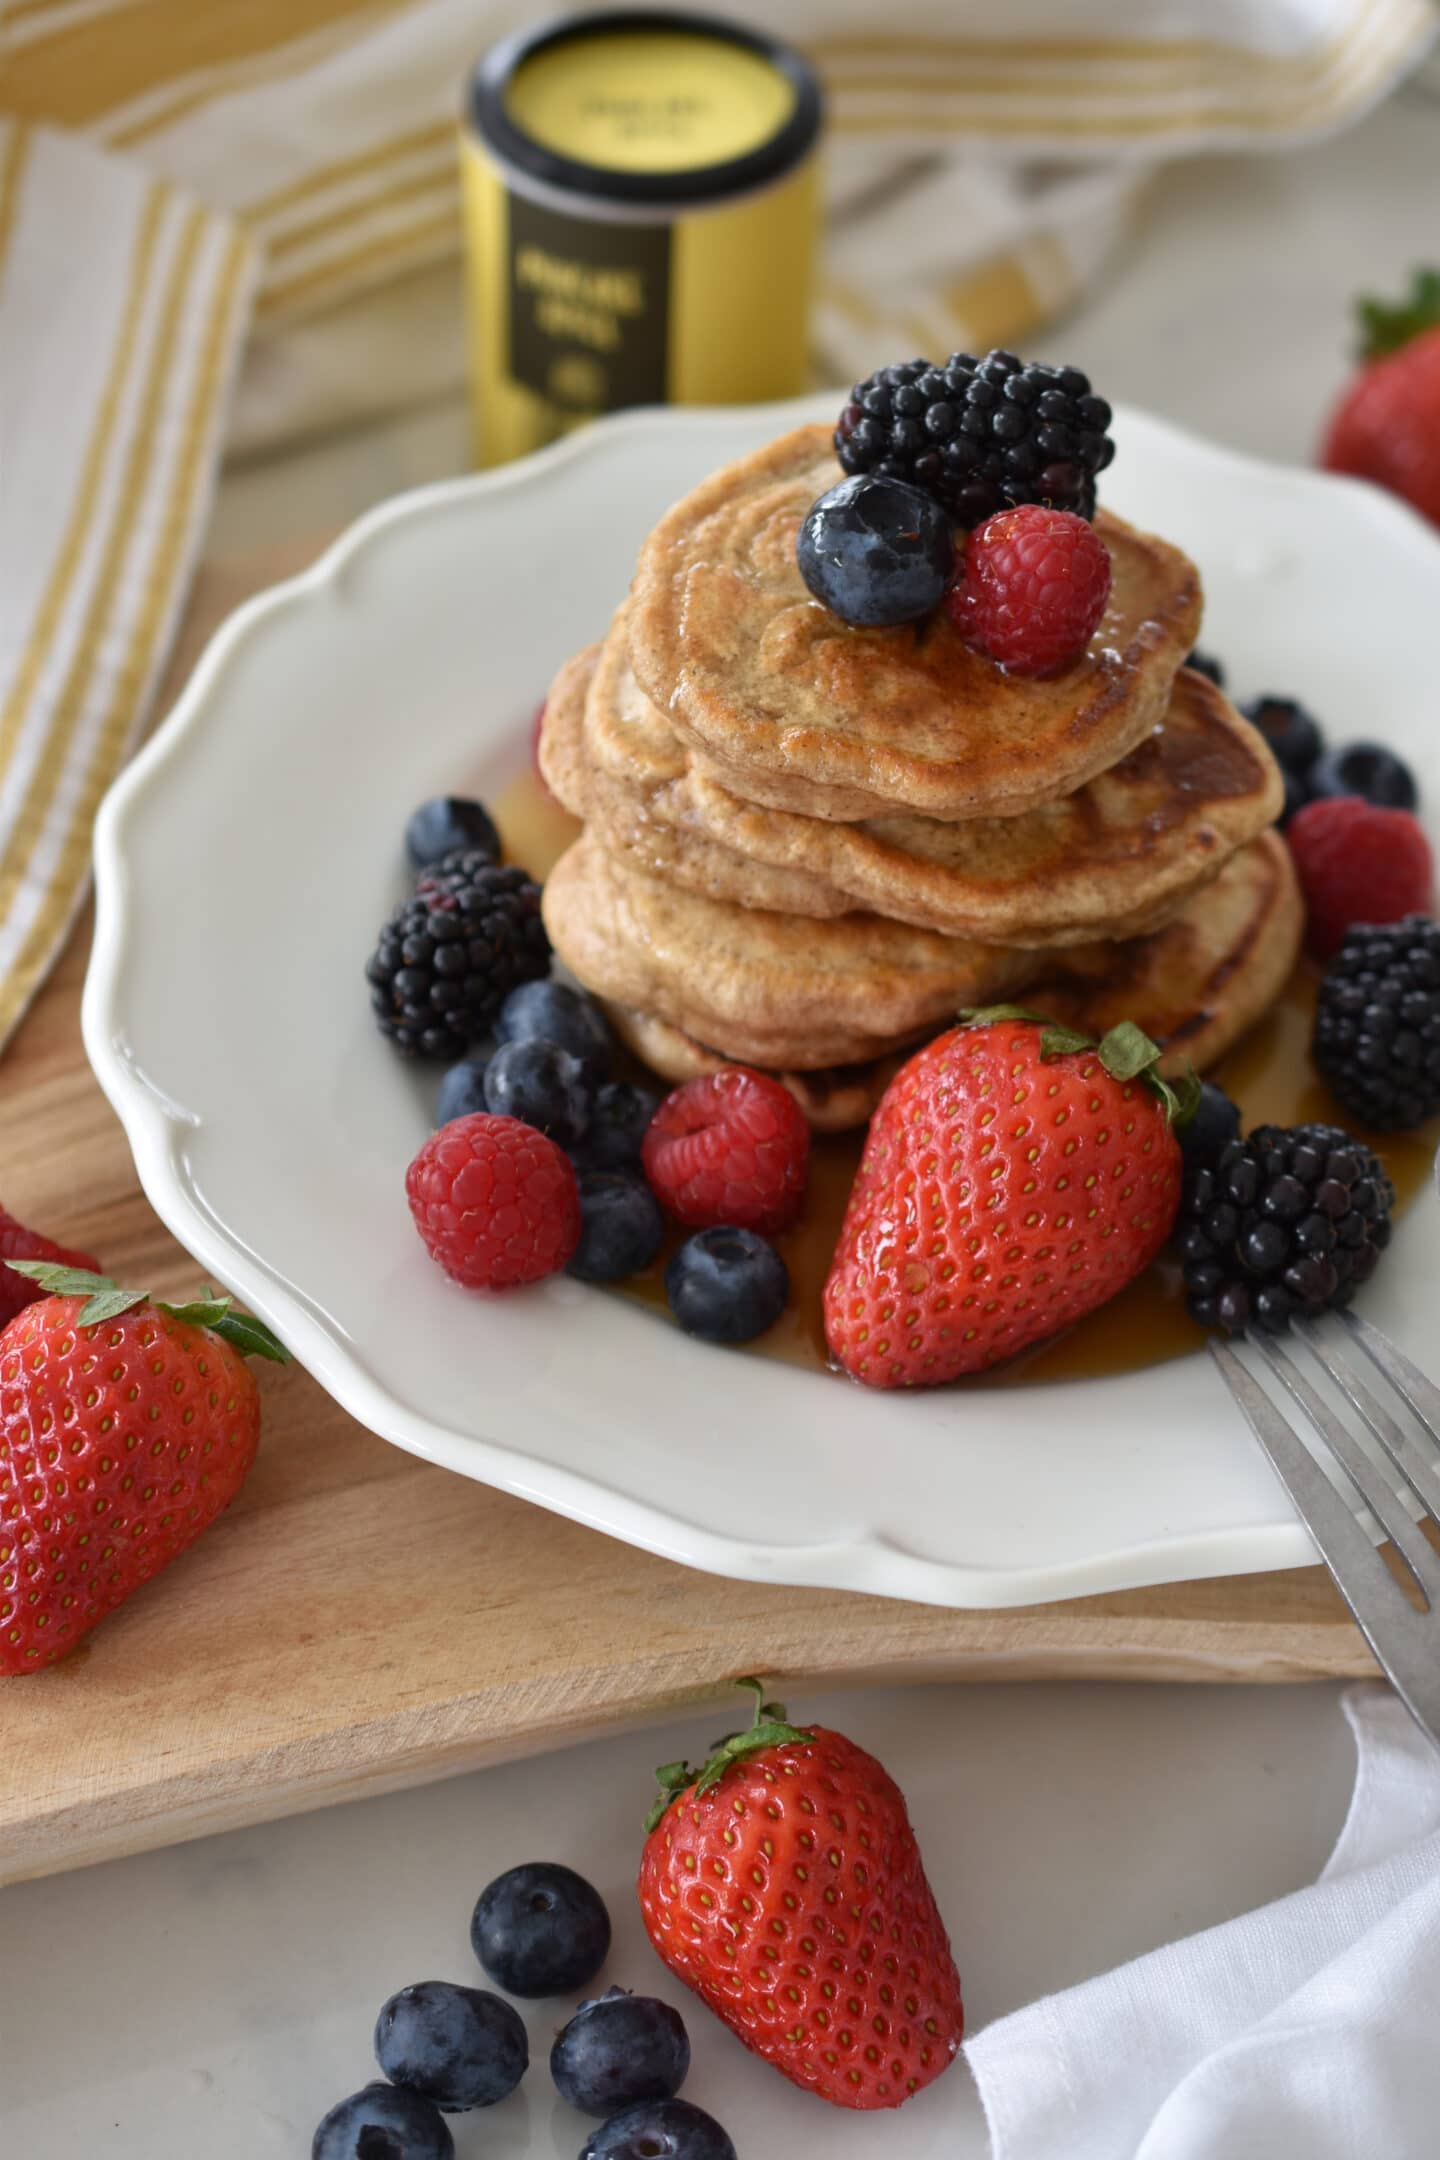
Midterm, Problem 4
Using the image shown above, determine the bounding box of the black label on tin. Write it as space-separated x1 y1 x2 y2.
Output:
506 190 670 415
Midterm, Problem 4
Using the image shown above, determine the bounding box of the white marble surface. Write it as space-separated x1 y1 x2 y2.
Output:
5 1682 1358 2159
8 75 1433 2160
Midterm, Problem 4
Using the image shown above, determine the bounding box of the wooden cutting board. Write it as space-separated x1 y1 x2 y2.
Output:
0 538 1373 1892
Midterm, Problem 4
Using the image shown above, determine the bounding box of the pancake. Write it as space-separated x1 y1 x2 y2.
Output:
1040 827 1303 1073
552 631 1282 946
600 835 1304 1129
541 831 1042 1071
627 423 1202 823
540 645 850 919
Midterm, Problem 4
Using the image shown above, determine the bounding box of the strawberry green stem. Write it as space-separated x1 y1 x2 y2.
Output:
6 1262 291 1361
958 1007 1201 1128
1356 268 1440 360
644 1678 814 1833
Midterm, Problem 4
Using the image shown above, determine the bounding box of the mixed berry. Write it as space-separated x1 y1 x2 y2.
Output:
943 502 1112 676
364 329 1440 1376
312 1685 958 2147
366 855 548 1058
311 1858 739 2158
551 1987 691 2116
1177 1124 1395 1336
369 798 801 1338
1314 916 1440 1130
834 350 1114 525
798 349 1120 659
796 473 953 626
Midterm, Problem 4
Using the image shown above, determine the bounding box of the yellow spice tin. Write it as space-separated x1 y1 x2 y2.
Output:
461 9 823 467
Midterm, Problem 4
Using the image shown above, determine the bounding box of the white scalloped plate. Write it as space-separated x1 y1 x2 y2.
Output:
83 396 1440 1609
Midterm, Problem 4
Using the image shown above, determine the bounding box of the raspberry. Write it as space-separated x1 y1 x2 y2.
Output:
944 506 1112 676
0 1207 100 1325
1286 796 1434 959
642 1068 810 1236
406 1112 580 1289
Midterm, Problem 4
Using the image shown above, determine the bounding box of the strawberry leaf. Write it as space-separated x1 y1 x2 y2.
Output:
206 1311 292 1364
161 1298 235 1330
1096 1020 1163 1083
1038 1023 1097 1061
643 1679 814 1833
6 1261 118 1298
4 1262 146 1325
77 1286 149 1326
958 1003 1056 1031
5 1262 292 1361
1357 268 1440 360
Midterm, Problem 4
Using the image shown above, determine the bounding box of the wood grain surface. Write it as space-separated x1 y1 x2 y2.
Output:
0 538 1374 1892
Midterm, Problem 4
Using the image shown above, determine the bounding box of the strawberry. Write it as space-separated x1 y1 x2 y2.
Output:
0 1205 101 1325
1321 269 1440 527
0 1265 289 1673
637 1681 962 2112
824 1009 1189 1387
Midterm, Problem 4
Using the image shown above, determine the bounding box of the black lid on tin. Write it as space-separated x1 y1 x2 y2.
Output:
469 8 824 209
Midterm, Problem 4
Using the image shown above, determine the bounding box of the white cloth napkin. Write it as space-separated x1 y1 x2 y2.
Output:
966 1685 1440 2159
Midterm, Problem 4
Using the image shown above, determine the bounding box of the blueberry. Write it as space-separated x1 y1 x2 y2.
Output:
796 475 953 627
405 797 500 872
483 1038 592 1148
551 1987 690 2116
1279 764 1312 827
568 1173 665 1284
1242 695 1324 777
1308 741 1418 812
373 1982 527 2112
436 1052 491 1126
496 980 614 1082
665 1228 789 1345
471 1861 611 1997
574 1081 660 1171
312 2082 453 2160
1178 1082 1241 1174
579 2098 737 2160
1185 648 1225 689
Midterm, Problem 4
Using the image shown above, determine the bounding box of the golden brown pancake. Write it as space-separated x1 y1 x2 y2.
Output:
541 831 1041 1070
593 835 1304 1128
627 423 1202 822
540 645 849 919
1041 827 1303 1073
545 636 1282 946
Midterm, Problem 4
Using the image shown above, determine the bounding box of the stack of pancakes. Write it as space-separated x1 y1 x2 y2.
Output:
540 425 1302 1129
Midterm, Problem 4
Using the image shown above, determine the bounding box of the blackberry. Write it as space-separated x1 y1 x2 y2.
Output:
1177 1121 1394 1336
367 855 549 1059
1313 915 1440 1131
834 350 1114 526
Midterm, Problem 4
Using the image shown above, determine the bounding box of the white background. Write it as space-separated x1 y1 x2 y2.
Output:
6 74 1439 2160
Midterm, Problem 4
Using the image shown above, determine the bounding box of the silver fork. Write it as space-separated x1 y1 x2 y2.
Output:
1212 1306 1440 1750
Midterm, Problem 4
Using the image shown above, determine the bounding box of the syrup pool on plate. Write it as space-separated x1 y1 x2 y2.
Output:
495 765 1438 1385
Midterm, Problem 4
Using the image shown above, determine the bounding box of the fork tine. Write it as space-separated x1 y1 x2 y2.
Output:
1253 1335 1440 1604
1209 1343 1416 1610
1211 1342 1440 1749
1299 1318 1440 1529
1340 1309 1440 1445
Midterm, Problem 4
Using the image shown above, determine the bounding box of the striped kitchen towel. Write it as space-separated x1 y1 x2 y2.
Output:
0 0 1435 1051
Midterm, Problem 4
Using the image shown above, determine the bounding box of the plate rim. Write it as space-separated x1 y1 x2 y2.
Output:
82 393 1440 1609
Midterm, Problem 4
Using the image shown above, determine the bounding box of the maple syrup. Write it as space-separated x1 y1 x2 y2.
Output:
495 766 1437 1386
